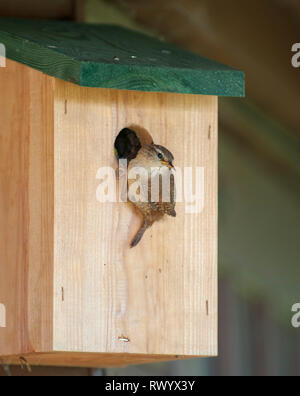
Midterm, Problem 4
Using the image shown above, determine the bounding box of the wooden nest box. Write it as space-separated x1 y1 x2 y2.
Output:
0 19 244 368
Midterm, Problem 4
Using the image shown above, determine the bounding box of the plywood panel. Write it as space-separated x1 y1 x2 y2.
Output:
53 81 218 357
0 59 54 356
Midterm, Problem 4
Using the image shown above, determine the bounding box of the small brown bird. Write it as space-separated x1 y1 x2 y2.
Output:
128 144 176 247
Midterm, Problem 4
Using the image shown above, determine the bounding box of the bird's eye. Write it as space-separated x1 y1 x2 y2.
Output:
157 153 163 160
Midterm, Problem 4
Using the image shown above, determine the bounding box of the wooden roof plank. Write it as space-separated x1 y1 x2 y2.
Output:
0 18 245 96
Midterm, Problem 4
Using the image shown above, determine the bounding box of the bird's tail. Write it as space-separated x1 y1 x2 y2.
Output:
130 220 149 248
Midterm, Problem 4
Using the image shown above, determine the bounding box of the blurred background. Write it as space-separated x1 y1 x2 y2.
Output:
0 0 300 376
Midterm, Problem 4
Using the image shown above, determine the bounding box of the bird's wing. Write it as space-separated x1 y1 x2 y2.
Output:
150 173 176 217
128 164 150 204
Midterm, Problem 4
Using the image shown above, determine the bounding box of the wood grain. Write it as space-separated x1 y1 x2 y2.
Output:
53 81 218 358
0 61 218 365
0 59 54 356
1 352 194 369
0 18 244 97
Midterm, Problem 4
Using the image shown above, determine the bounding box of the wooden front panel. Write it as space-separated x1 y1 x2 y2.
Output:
53 81 218 357
0 60 54 356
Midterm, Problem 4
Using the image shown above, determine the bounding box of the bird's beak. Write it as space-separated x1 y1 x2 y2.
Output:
161 160 175 170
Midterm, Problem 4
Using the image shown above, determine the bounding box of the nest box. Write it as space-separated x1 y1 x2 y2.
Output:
0 19 244 368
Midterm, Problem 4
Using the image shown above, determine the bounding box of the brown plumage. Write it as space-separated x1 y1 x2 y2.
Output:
128 144 176 247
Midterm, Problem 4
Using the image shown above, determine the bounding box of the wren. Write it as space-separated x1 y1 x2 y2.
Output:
128 144 176 247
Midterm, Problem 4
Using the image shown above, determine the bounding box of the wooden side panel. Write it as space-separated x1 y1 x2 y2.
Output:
0 60 54 355
53 81 218 357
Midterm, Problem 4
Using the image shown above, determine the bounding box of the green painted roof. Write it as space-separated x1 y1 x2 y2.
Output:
0 18 245 97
